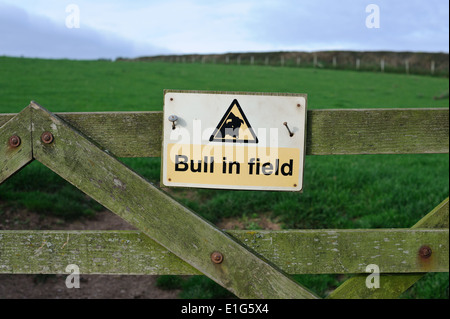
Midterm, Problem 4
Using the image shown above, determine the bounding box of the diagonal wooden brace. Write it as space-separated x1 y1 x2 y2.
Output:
0 106 33 184
28 101 319 299
328 197 449 299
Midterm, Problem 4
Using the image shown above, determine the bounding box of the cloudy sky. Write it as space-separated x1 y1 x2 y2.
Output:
0 0 448 60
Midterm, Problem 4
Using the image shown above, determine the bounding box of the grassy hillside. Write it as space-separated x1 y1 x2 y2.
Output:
132 50 450 77
0 56 448 299
1 56 449 112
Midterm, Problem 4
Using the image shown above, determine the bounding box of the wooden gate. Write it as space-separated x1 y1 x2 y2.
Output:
0 101 448 299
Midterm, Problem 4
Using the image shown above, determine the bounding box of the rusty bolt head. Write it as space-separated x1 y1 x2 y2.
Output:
9 135 21 148
419 245 432 259
211 251 223 264
41 132 54 144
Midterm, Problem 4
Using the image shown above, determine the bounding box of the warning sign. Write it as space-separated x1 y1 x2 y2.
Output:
162 90 307 192
209 99 258 143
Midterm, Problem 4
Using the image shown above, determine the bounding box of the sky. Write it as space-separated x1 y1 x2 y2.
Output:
0 0 448 60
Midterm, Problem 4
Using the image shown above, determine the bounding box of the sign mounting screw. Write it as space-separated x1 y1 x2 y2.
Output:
283 122 294 137
168 115 178 130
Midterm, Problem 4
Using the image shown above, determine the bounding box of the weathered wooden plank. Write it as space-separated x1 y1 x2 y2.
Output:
328 197 449 299
306 108 449 155
29 102 318 299
1 111 163 158
0 229 447 275
0 107 33 184
0 114 13 126
229 228 449 274
58 112 163 158
0 230 201 275
1 108 447 157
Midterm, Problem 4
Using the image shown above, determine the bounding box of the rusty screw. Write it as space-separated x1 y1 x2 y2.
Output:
211 251 224 264
9 135 21 148
41 132 54 144
419 245 432 259
283 122 294 137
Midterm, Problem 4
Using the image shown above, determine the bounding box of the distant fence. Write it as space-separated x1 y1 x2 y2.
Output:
0 101 448 299
120 51 450 77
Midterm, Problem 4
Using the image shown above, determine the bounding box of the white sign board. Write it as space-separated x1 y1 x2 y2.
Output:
162 90 307 192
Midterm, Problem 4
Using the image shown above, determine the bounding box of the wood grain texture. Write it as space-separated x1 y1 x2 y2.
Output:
328 197 449 299
0 107 33 184
229 228 449 274
306 108 449 155
0 229 447 275
1 108 447 157
0 230 201 275
29 102 318 299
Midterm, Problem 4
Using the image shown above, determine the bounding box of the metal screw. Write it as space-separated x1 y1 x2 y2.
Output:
9 135 21 148
41 132 54 144
297 103 301 107
211 251 223 264
168 115 178 130
283 122 294 137
419 245 432 259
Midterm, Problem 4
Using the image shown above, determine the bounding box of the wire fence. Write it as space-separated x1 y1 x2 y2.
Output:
122 51 450 77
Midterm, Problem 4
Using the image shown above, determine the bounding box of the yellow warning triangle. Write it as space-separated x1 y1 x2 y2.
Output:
209 99 258 143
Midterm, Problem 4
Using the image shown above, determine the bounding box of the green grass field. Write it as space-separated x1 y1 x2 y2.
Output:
0 56 448 299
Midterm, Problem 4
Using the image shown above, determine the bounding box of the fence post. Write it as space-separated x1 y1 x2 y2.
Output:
280 56 285 67
333 56 337 68
297 57 301 67
431 61 436 75
265 56 269 66
356 58 361 70
313 55 318 68
381 59 385 72
250 56 254 65
405 60 410 74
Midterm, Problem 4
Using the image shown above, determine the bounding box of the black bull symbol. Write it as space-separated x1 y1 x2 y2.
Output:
219 112 244 139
